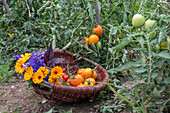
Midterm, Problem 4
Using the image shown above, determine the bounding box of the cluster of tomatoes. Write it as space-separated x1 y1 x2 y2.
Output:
82 25 103 46
61 68 97 87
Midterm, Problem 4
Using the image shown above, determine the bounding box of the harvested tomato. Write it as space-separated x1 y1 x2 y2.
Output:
92 25 103 36
63 74 69 81
66 79 71 85
92 71 97 80
69 75 82 86
84 80 95 87
63 68 66 72
86 78 96 85
77 83 86 87
77 68 85 75
81 68 93 78
132 14 145 28
75 74 85 83
62 73 66 78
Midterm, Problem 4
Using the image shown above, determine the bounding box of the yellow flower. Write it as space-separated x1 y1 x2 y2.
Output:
25 34 28 37
15 58 26 74
51 66 63 77
9 8 11 11
32 70 44 84
37 66 49 78
48 75 62 85
21 53 31 62
12 33 14 36
8 33 12 37
40 20 43 22
24 66 33 80
35 26 38 28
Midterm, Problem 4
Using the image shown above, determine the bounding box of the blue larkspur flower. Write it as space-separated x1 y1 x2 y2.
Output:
28 51 45 72
13 54 21 60
45 76 49 81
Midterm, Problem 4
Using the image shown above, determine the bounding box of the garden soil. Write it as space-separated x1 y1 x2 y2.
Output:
0 77 128 113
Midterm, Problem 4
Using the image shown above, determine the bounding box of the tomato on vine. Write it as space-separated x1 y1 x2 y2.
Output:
92 25 103 36
88 34 99 44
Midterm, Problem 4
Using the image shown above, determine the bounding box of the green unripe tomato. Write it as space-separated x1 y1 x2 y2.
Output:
97 41 102 49
148 31 157 39
132 14 145 28
144 19 157 31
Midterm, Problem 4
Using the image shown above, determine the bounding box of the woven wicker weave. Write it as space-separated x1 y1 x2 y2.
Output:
32 50 109 103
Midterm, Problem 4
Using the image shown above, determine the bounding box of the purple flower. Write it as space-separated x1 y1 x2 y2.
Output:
13 54 21 60
28 51 45 72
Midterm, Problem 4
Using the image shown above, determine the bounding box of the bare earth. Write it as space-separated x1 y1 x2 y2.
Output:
0 78 106 113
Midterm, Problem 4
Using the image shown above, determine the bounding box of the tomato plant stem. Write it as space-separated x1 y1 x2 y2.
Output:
147 39 152 85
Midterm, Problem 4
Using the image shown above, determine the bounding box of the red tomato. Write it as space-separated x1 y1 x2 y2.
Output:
63 75 69 81
66 79 71 85
63 68 66 72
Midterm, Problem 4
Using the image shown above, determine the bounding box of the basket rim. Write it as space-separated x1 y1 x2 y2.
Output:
33 50 110 91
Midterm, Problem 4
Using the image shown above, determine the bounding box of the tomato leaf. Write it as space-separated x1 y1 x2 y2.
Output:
45 45 53 61
110 37 133 50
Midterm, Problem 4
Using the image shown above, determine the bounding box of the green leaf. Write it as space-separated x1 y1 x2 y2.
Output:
158 51 170 59
112 61 142 71
158 86 165 93
151 87 161 98
164 77 170 84
133 48 147 51
109 27 118 35
111 37 133 50
137 37 145 45
151 73 158 78
127 33 143 37
87 1 93 23
134 68 147 73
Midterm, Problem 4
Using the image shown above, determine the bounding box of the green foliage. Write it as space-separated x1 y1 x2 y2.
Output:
0 55 15 83
0 0 169 112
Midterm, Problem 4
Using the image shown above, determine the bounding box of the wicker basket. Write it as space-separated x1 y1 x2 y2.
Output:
32 50 109 103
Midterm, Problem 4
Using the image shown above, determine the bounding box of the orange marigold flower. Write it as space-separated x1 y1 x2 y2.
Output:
51 66 63 77
15 58 26 73
32 70 44 84
48 75 62 85
24 66 33 80
37 66 49 78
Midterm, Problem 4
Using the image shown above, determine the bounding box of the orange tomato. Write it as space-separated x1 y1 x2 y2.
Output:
81 68 93 78
75 74 85 83
77 83 86 87
69 75 82 86
77 68 85 75
47 1 51 4
85 37 89 43
92 71 97 80
82 40 86 45
82 37 89 45
88 34 99 44
92 25 103 36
